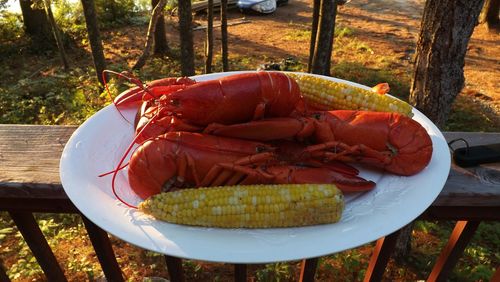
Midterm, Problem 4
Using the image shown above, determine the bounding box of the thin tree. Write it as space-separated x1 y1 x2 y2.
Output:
310 0 338 76
205 0 214 73
152 0 170 54
81 0 107 85
178 0 195 76
133 0 167 70
220 0 229 71
479 0 499 31
43 0 69 70
308 0 320 73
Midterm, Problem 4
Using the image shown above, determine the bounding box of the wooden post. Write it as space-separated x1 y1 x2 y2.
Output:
427 221 480 282
9 212 67 281
164 255 185 282
363 230 401 282
300 258 318 282
234 264 247 282
81 215 124 282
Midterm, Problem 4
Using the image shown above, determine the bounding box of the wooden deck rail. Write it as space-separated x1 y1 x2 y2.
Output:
0 124 499 281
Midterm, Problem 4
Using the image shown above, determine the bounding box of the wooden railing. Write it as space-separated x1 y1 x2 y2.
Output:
0 124 499 281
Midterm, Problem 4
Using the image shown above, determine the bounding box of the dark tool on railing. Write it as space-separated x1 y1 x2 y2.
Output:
449 139 500 167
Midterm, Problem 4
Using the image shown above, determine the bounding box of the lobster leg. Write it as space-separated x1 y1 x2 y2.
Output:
305 141 392 168
199 152 277 187
215 164 275 186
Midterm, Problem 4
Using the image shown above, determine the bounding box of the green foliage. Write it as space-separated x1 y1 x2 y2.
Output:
255 262 294 282
0 10 23 42
182 260 204 279
445 95 500 132
0 67 107 125
53 0 88 39
52 0 150 41
450 222 500 281
334 26 354 38
94 0 143 28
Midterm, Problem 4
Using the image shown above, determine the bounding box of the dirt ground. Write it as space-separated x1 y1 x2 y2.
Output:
186 0 499 115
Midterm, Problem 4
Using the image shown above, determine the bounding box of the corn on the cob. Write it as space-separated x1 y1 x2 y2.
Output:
287 73 413 116
139 184 344 228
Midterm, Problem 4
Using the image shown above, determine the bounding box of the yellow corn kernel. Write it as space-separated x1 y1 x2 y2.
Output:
287 73 413 116
139 184 344 228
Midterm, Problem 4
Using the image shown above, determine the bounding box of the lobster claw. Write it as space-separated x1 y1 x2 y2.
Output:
266 165 376 193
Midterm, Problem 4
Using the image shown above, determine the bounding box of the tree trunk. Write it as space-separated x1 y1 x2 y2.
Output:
479 0 500 30
409 0 485 128
220 0 229 71
152 0 170 54
311 0 338 76
178 0 195 76
19 0 54 49
81 0 107 85
43 0 69 70
205 0 214 73
133 0 167 70
308 0 320 73
393 0 486 261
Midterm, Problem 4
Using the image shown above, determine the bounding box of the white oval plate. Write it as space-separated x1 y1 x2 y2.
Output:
60 71 450 263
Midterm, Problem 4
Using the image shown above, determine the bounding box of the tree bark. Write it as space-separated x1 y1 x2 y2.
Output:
479 0 500 30
220 0 229 71
393 0 486 262
152 0 170 54
178 0 195 76
19 0 55 49
205 0 214 73
133 0 167 70
308 0 320 73
311 0 338 76
43 0 69 70
81 0 107 85
409 0 485 128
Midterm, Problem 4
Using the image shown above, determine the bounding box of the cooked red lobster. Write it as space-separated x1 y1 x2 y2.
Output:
128 132 375 199
110 71 305 143
204 110 433 176
103 71 433 205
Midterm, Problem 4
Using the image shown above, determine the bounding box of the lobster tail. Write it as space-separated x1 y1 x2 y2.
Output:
384 113 433 175
128 138 178 199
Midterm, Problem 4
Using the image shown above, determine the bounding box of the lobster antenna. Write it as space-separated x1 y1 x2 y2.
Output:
102 69 158 127
109 112 160 209
102 70 156 103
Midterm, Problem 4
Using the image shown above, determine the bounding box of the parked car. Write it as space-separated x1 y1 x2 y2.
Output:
237 0 288 14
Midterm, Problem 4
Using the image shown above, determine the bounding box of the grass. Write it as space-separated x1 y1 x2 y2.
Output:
0 14 499 282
